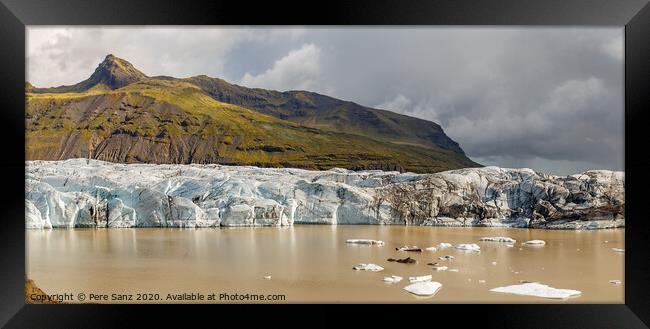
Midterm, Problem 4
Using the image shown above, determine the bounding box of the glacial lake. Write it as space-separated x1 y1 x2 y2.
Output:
26 226 624 303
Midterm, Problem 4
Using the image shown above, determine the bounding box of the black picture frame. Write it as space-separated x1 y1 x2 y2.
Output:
1 0 649 327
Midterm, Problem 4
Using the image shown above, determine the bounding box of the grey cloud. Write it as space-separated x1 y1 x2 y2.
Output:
27 26 306 87
240 43 329 92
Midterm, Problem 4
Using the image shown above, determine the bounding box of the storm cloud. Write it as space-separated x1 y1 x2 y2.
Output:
27 27 623 175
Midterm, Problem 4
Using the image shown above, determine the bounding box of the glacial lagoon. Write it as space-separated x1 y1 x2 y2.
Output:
26 225 624 303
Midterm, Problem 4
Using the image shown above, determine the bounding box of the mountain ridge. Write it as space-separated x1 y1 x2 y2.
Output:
182 75 465 154
26 55 480 173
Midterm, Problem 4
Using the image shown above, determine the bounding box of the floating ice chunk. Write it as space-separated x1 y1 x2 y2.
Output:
490 283 581 299
609 280 622 285
523 240 546 245
611 248 624 253
448 269 459 272
383 275 403 283
263 275 272 280
346 239 384 246
396 245 422 252
454 243 481 252
403 281 442 296
431 265 448 271
425 246 438 252
438 255 455 260
478 280 486 284
491 261 498 266
409 275 433 283
480 237 516 243
437 243 452 249
352 263 384 271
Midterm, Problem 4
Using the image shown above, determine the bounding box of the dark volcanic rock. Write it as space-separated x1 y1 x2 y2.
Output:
387 257 418 264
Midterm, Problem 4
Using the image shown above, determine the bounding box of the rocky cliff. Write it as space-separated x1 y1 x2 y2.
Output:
25 159 624 230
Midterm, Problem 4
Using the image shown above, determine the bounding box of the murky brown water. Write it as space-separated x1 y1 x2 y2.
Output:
26 226 624 303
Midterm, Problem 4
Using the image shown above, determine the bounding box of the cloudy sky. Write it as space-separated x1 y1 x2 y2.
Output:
26 27 623 175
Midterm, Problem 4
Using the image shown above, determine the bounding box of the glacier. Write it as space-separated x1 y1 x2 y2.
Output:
25 159 625 229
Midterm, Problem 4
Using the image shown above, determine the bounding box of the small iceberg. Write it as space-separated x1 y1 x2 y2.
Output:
352 263 384 271
611 248 624 253
383 275 403 283
263 275 272 280
431 265 448 271
425 246 438 252
490 282 581 299
609 280 622 285
409 275 433 283
523 240 546 245
454 243 481 252
346 239 384 246
396 245 422 252
437 243 452 249
403 281 442 296
480 237 516 243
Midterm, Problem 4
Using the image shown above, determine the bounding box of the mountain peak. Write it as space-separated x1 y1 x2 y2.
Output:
101 54 129 66
87 54 147 89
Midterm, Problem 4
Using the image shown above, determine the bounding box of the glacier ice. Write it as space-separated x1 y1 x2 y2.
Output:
25 159 625 229
409 275 433 283
346 239 385 246
403 281 442 296
490 282 581 299
480 237 517 243
383 275 403 283
352 263 384 271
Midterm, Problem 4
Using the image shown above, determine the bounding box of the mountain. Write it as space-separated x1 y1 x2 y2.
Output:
31 54 147 93
26 55 480 173
183 75 465 153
